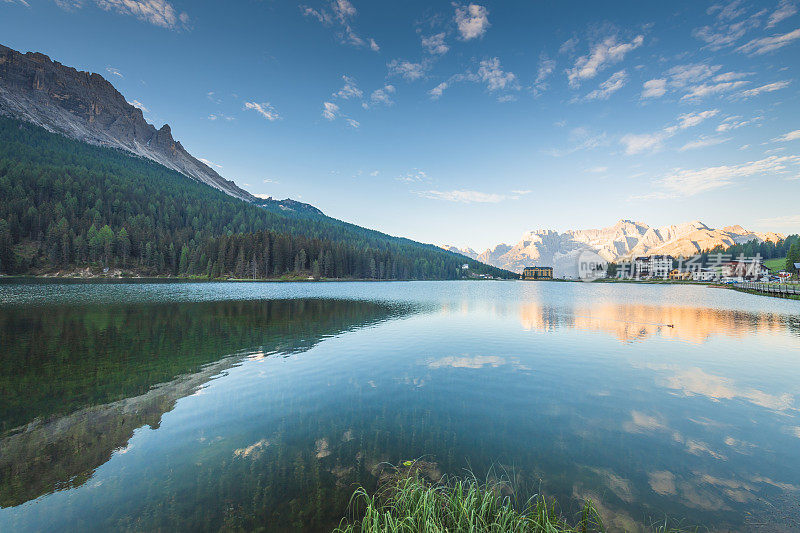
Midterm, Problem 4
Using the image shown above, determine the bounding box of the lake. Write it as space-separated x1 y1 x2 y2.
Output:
1 280 799 531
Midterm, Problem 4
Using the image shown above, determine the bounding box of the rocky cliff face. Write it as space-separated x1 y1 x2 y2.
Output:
470 220 784 277
0 44 256 201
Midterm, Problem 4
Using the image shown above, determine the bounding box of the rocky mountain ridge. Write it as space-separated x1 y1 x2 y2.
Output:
443 220 784 276
0 43 312 210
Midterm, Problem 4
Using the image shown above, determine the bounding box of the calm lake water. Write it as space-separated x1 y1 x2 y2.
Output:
1 280 799 532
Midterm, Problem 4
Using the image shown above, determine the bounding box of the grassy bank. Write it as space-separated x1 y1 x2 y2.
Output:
334 462 693 533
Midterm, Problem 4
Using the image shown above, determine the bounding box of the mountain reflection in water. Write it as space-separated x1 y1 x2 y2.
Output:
0 281 798 532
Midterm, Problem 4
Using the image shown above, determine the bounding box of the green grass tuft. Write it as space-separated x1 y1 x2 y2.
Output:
334 461 603 533
334 461 700 533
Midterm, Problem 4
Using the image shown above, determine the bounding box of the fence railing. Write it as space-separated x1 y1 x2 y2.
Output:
739 281 800 296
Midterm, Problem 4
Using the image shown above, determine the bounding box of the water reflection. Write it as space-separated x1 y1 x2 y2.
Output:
0 299 411 509
0 283 798 532
519 302 796 344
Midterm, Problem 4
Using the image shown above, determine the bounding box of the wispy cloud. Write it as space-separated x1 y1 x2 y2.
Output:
428 81 449 99
198 157 223 170
737 80 790 98
533 53 556 95
621 110 719 155
546 127 609 157
566 34 643 87
737 27 800 55
321 101 340 121
388 59 429 81
773 129 800 142
421 32 449 55
454 3 490 40
105 66 123 78
396 170 428 183
757 214 800 229
56 0 189 30
299 0 379 51
692 2 763 50
679 136 731 151
637 155 800 199
583 70 627 100
365 84 396 107
244 101 281 121
641 78 666 98
477 57 518 91
128 99 148 112
418 189 514 203
332 75 363 99
768 0 798 28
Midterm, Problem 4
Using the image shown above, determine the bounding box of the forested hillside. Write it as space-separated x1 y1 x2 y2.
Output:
0 117 514 279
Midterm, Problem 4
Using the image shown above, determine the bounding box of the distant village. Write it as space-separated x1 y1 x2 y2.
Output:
518 254 800 283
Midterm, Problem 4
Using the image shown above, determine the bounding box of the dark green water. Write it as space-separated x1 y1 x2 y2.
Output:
1 280 799 531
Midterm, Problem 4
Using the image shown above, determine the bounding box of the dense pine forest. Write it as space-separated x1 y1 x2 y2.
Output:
0 117 514 280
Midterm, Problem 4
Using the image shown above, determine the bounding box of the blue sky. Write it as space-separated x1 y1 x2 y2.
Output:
2 0 799 250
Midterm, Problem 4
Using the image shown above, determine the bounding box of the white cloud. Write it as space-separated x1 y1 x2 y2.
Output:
648 155 800 198
128 99 149 112
768 0 798 27
679 136 731 151
418 189 507 203
667 63 722 87
388 59 428 81
421 32 448 55
773 129 800 142
583 70 627 100
641 78 666 98
454 3 490 40
559 37 579 55
713 71 749 82
737 27 800 54
621 109 719 154
396 170 427 183
533 53 556 94
299 0 379 51
692 3 764 50
4 0 30 7
716 115 757 132
758 214 800 228
367 84 396 107
84 0 189 30
587 166 608 173
244 101 280 121
332 75 363 99
198 157 222 170
105 66 123 78
321 101 339 121
428 81 448 99
546 127 609 157
620 132 666 156
738 80 790 98
567 34 643 87
682 80 749 100
477 57 518 91
673 109 720 130
345 118 360 128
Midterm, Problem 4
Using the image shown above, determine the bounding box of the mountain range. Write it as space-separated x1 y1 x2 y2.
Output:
0 43 515 280
0 43 324 216
443 220 784 277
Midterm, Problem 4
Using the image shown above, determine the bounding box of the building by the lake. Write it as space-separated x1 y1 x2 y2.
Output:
522 266 553 280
